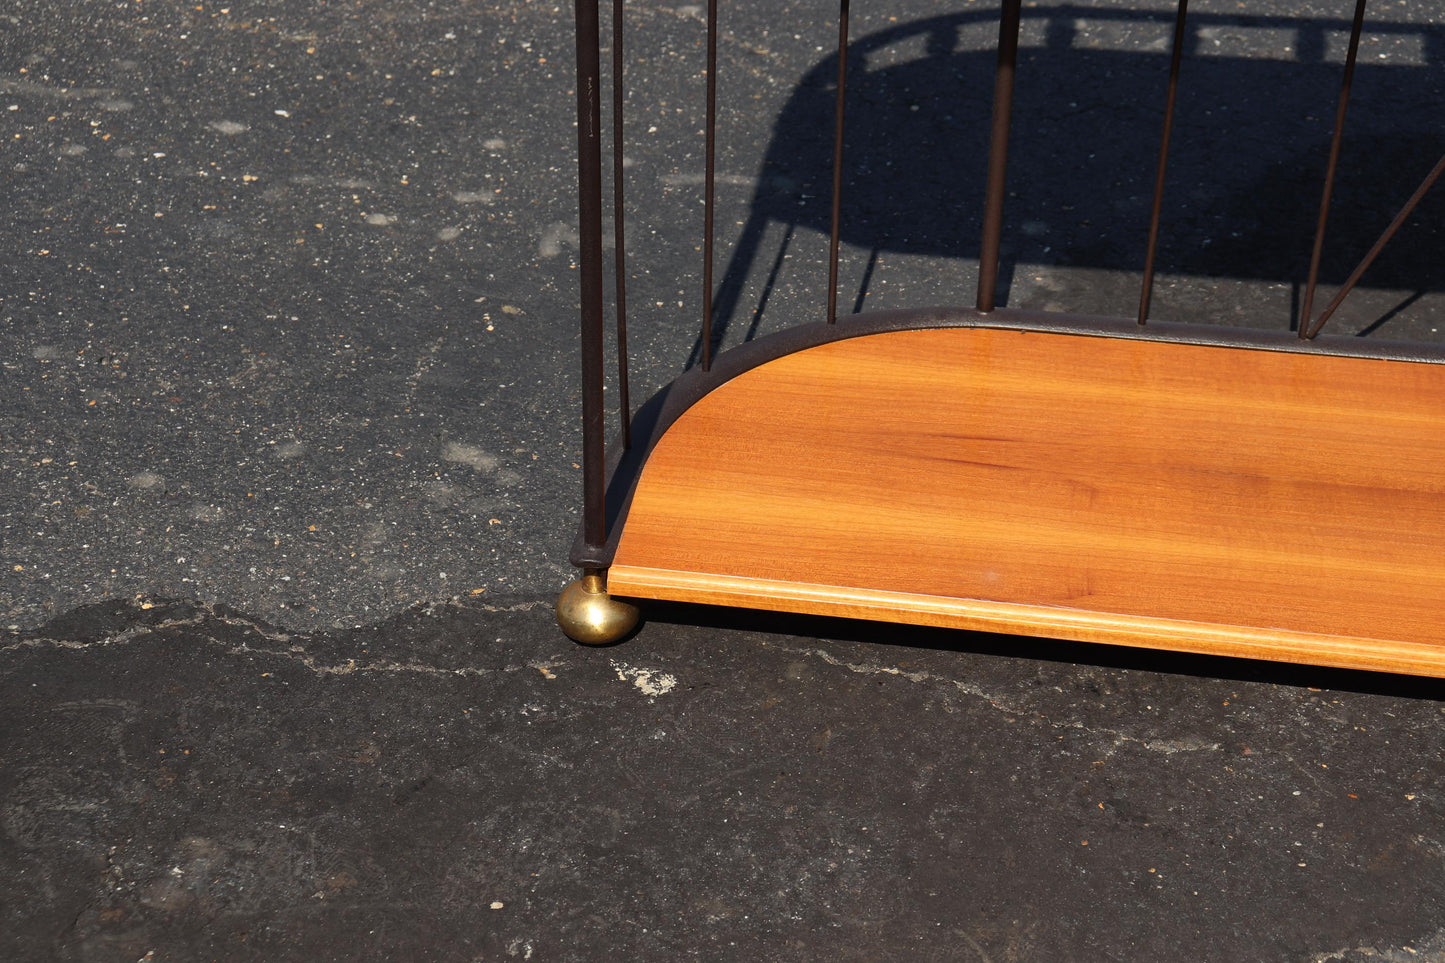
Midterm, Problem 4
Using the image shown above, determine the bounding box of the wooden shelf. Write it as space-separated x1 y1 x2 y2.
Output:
608 326 1445 676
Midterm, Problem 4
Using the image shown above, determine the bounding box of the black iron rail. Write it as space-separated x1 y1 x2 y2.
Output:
1138 0 1190 326
827 0 851 324
1300 0 1369 339
701 0 719 370
574 0 607 551
1303 150 1445 338
976 0 1022 313
613 0 632 448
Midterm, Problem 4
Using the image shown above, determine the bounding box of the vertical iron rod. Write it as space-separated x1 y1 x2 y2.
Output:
1305 149 1445 337
1300 0 1369 339
1138 0 1190 326
701 0 718 370
574 0 607 548
977 0 1023 313
827 0 851 324
612 0 631 448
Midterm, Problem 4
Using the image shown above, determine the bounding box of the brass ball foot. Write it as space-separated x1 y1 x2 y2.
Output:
556 570 640 645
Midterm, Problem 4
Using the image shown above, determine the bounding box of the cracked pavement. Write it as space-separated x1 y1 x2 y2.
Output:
7 597 1445 960
4 0 1445 959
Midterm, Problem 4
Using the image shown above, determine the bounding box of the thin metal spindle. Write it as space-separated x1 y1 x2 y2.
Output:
827 0 851 324
1299 0 1369 339
977 0 1023 313
612 0 632 448
701 0 718 370
574 0 607 548
1305 149 1445 337
1138 0 1190 326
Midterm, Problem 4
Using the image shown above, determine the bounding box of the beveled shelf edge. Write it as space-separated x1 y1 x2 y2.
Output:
607 565 1445 680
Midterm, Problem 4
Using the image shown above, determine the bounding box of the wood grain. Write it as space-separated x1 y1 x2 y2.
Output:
609 327 1445 676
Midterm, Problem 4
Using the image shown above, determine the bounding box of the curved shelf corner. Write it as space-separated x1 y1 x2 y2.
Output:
604 322 1445 677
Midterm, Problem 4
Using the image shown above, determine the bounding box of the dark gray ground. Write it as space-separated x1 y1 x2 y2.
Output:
3 0 1445 959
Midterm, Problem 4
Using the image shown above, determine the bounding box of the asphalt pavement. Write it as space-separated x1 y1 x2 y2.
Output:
3 0 1445 959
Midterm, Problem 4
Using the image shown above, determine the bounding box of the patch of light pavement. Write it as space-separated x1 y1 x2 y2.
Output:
610 660 678 698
